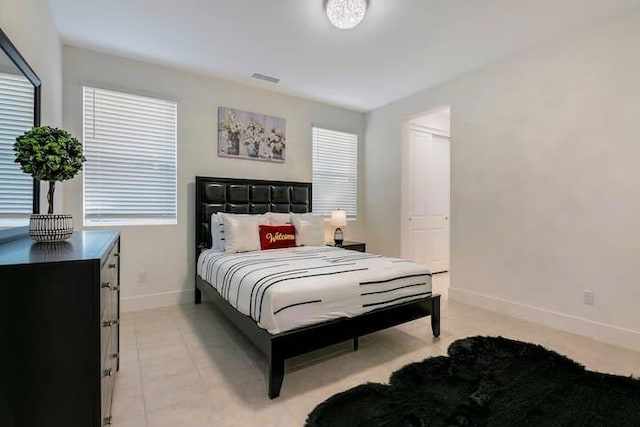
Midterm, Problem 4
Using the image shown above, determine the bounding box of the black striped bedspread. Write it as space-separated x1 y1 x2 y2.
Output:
197 246 432 334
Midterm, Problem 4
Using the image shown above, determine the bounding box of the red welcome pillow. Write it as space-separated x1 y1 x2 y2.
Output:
259 225 297 250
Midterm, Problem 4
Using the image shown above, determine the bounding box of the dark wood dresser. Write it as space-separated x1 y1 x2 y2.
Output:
0 230 120 427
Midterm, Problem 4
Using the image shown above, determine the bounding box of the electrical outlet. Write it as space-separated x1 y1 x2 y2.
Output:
138 270 149 283
583 290 595 306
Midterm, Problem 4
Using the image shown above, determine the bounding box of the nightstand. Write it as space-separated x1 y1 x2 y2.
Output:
327 241 366 253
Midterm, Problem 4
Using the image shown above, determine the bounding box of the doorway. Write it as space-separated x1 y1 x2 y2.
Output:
401 106 451 274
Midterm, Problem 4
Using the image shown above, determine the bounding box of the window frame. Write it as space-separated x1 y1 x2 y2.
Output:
82 86 178 227
311 125 359 220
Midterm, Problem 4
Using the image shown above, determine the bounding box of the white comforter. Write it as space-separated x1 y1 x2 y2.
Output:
197 246 432 334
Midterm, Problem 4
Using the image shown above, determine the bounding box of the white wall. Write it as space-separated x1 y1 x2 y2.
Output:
62 46 366 311
0 0 63 212
0 0 62 126
364 9 640 350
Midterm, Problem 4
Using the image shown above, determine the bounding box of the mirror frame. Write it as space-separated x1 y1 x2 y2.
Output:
0 28 41 241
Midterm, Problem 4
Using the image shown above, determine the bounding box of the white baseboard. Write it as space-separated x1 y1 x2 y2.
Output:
449 287 640 352
121 289 194 312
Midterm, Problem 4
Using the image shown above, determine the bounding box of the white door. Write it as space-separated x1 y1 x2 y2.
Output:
406 129 450 273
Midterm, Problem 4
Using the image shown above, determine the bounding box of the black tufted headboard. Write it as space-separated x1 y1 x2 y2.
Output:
195 176 312 253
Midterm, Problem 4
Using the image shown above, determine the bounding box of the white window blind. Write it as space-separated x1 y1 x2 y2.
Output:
0 72 33 227
312 126 358 218
83 87 177 226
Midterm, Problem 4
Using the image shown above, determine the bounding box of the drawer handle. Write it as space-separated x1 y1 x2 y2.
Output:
108 263 117 269
102 320 119 327
103 369 114 377
104 416 113 425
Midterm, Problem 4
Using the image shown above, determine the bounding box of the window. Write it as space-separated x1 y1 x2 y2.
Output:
312 126 358 218
0 72 34 227
83 87 177 226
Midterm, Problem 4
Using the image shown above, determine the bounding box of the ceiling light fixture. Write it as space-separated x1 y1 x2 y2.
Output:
325 0 367 30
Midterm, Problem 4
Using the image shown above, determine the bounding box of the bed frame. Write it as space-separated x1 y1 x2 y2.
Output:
194 176 440 398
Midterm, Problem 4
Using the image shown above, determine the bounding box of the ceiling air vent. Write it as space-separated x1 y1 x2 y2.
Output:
252 73 280 84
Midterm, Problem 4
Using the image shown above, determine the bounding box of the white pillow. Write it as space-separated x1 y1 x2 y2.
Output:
210 213 224 251
219 213 268 253
267 212 291 225
290 213 325 246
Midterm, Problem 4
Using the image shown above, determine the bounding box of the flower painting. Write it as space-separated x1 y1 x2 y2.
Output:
218 107 286 162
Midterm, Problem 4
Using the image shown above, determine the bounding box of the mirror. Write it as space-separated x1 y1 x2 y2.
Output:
0 28 41 236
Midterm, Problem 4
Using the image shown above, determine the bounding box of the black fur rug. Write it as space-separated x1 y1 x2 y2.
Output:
305 336 640 427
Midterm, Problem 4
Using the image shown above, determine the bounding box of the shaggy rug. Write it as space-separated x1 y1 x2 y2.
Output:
305 336 640 427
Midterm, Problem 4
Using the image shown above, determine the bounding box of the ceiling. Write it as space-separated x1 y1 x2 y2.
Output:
48 0 640 112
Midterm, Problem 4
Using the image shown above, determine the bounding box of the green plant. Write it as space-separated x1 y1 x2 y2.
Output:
14 126 85 214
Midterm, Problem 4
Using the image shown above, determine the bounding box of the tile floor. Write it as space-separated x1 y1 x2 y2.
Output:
112 274 640 427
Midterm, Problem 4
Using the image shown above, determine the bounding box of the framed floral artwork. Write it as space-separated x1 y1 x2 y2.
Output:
218 107 286 163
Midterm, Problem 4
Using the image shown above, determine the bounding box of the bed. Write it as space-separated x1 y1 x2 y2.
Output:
194 176 440 398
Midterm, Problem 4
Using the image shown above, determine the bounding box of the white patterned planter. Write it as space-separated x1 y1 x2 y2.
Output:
29 214 74 242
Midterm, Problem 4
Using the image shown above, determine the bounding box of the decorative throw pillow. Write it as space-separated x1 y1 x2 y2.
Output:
219 213 268 253
267 212 291 225
290 213 325 246
259 225 297 250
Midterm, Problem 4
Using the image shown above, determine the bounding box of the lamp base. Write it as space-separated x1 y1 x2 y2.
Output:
333 227 344 246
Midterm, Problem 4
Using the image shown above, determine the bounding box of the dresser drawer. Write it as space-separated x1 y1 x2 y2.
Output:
101 241 119 283
101 316 119 367
101 354 117 426
100 246 119 318
101 282 119 313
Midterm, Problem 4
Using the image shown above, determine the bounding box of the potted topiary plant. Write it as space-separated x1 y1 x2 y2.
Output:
14 126 85 242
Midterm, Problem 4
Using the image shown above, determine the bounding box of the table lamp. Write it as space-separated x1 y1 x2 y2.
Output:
330 209 347 246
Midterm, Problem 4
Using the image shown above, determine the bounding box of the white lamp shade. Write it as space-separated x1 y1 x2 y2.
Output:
330 210 347 227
